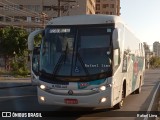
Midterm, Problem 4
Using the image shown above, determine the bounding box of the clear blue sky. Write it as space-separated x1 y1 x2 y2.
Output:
121 0 160 47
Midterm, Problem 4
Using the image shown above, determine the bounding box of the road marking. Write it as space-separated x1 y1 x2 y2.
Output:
0 95 36 99
144 81 160 120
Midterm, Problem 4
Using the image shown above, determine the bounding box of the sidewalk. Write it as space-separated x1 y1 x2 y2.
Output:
158 90 160 120
0 75 31 88
0 75 31 81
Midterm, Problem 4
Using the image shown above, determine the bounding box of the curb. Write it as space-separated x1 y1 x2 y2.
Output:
0 77 30 80
157 89 160 120
158 100 160 120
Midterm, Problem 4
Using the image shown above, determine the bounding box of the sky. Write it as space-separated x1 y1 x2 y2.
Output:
120 0 160 48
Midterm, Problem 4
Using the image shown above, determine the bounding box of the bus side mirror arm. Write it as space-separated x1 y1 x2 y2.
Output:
112 28 120 49
28 29 44 51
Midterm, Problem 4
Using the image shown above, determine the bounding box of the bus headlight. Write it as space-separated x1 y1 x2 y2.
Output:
40 85 46 90
99 86 106 91
100 97 107 103
40 96 45 101
92 85 106 92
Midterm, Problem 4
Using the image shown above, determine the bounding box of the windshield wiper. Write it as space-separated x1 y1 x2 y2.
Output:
52 43 68 78
76 52 90 76
74 44 90 76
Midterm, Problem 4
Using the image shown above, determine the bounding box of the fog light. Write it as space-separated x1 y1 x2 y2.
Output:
40 96 45 101
100 86 106 91
40 85 46 90
100 97 106 103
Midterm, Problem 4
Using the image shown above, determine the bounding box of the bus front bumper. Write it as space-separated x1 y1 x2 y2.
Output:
37 87 112 108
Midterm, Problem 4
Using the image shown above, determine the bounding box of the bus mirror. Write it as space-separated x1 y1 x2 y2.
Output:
112 28 120 49
28 29 44 51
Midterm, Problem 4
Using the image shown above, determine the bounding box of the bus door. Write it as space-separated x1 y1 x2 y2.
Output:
122 50 133 94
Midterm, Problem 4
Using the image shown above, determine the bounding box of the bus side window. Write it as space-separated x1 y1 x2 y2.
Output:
114 49 120 66
122 49 129 72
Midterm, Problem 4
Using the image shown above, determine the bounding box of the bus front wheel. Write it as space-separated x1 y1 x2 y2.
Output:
114 86 125 109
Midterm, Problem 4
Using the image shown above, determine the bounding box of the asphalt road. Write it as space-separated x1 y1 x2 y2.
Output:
0 69 159 120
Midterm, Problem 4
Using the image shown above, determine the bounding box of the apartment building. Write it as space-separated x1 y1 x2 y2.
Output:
153 41 160 57
0 0 95 30
95 0 120 15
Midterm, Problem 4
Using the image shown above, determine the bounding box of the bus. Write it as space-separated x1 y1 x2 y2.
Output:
28 15 145 109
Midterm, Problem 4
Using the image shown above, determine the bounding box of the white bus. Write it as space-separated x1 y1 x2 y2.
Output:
28 15 145 109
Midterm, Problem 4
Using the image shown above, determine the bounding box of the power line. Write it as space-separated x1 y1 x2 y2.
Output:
4 0 41 16
0 0 79 29
0 1 41 17
2 0 59 19
0 2 38 17
0 1 49 23
0 2 49 28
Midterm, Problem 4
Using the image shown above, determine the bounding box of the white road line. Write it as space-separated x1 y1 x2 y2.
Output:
144 81 160 120
0 95 36 99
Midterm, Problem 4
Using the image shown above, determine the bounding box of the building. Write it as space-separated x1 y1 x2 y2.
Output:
0 0 121 31
153 41 160 57
0 0 95 31
95 0 120 15
69 0 95 15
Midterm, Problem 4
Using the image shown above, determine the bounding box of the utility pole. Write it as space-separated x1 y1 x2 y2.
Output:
57 0 61 17
41 12 48 28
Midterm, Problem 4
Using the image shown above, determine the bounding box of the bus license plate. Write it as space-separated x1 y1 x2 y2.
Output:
64 99 78 104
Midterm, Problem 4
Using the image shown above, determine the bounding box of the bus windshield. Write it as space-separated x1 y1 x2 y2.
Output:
40 25 113 81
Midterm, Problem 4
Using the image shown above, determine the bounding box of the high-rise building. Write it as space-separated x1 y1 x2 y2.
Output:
0 0 95 30
95 0 120 15
153 41 160 57
69 0 95 15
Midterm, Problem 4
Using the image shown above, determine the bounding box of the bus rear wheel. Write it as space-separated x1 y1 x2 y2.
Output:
135 79 142 94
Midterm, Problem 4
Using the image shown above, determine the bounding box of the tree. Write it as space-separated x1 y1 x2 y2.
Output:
150 57 160 68
34 34 42 47
0 26 28 70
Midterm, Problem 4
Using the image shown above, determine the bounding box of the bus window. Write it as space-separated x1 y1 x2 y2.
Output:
32 47 40 75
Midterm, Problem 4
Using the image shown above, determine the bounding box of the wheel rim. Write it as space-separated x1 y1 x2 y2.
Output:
120 88 124 107
139 82 141 92
122 88 124 98
120 100 123 107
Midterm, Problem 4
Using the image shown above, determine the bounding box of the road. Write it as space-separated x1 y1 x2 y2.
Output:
0 69 159 120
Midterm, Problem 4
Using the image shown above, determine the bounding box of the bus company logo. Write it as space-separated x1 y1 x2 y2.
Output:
2 112 11 117
68 90 73 95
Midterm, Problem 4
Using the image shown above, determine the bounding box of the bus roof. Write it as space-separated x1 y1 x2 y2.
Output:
47 14 123 26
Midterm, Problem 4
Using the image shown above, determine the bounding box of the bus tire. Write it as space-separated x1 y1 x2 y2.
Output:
135 79 142 94
114 99 123 109
114 84 125 109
